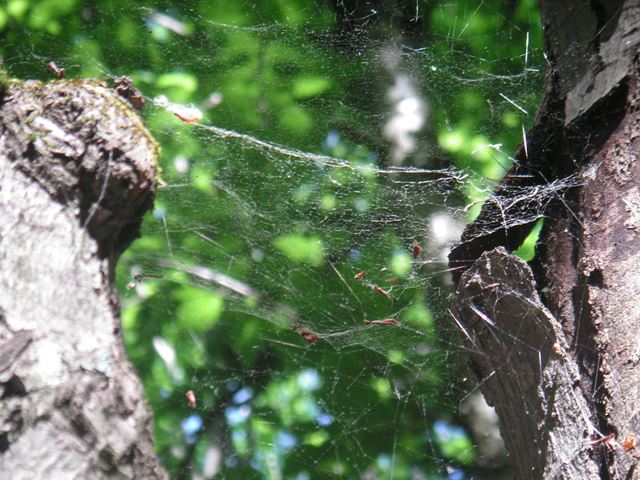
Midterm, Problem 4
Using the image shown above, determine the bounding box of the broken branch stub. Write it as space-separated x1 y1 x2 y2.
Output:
451 247 599 479
1 79 159 262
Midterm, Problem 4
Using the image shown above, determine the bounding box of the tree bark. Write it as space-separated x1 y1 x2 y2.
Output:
0 79 166 478
450 1 640 478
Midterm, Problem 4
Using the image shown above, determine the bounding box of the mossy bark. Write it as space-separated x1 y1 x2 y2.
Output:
0 79 166 479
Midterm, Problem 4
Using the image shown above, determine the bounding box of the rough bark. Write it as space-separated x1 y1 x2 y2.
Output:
450 1 640 478
0 79 166 478
452 248 600 478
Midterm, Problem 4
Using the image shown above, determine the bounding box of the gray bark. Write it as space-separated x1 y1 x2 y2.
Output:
450 1 640 478
0 79 166 478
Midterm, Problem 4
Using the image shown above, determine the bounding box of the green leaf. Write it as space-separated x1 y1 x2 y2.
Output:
389 249 412 276
278 105 312 136
273 233 324 266
174 285 224 332
7 0 28 19
305 430 329 447
292 75 331 99
513 218 544 261
156 72 198 102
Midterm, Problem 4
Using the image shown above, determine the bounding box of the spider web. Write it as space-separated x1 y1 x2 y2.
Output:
2 1 569 478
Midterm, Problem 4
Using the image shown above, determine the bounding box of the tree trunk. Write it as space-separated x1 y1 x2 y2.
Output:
449 1 640 478
0 79 166 478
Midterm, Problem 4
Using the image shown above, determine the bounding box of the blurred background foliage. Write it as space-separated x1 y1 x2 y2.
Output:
2 0 543 478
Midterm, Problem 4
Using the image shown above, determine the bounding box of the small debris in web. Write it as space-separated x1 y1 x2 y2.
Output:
113 76 145 109
623 433 636 452
47 61 65 79
371 285 396 302
353 269 396 302
411 240 422 259
186 390 197 408
153 95 203 123
292 324 320 343
126 273 165 290
364 319 399 326
589 432 616 452
147 11 189 36
354 271 367 281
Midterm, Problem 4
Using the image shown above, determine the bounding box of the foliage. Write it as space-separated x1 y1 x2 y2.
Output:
2 1 543 478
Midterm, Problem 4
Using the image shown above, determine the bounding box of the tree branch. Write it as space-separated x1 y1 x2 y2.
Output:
0 79 166 478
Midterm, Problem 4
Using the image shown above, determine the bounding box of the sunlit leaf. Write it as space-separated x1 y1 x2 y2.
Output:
273 233 325 266
292 75 331 99
174 286 224 332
